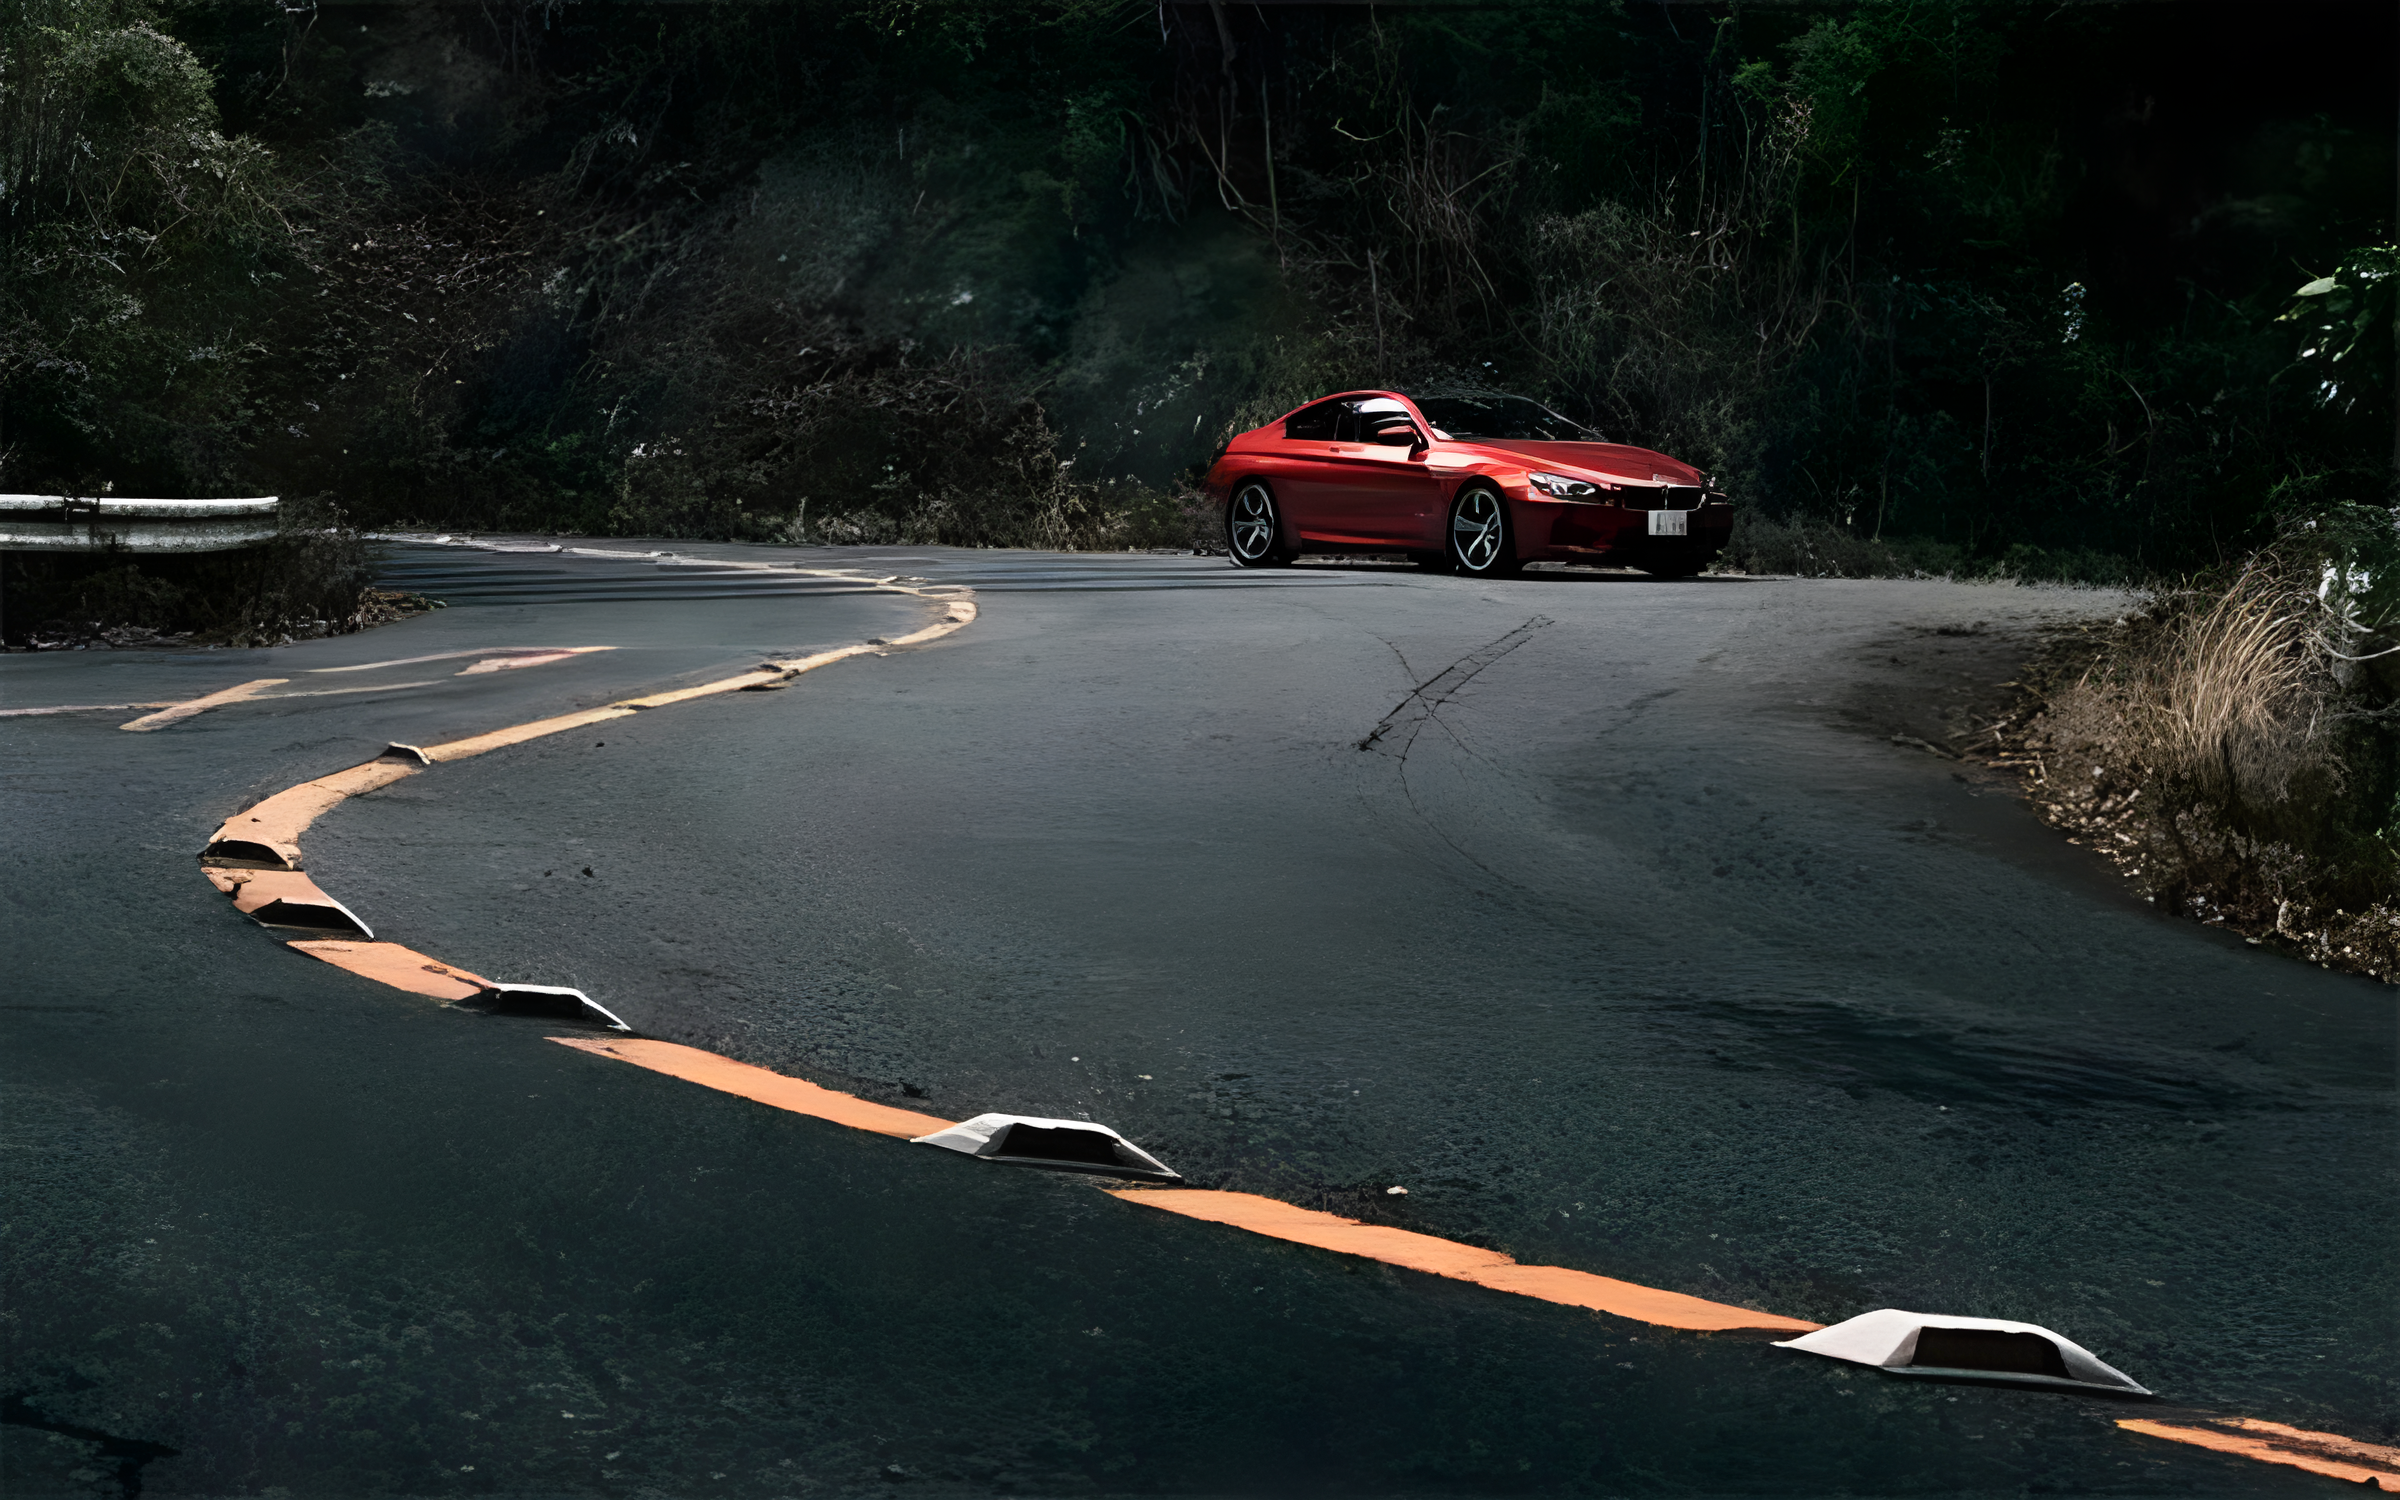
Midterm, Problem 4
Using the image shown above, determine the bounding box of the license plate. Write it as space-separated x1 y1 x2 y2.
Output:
1647 509 1688 537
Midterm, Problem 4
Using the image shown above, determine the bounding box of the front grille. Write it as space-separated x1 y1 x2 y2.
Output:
1626 485 1707 511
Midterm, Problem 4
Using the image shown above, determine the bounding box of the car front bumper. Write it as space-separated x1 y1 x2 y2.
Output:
1515 495 1734 563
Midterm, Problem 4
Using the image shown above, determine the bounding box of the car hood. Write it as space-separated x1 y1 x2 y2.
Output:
1453 439 1703 485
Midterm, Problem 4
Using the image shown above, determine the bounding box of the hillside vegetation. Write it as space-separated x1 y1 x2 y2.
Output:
2 1 2388 563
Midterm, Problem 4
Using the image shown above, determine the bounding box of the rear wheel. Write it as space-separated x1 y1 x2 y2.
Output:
1226 481 1291 567
1448 486 1518 578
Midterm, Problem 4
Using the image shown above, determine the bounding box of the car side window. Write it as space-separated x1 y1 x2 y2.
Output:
1348 398 1414 445
1283 400 1342 441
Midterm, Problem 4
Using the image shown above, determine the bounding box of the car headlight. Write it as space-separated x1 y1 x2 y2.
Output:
1526 470 1605 499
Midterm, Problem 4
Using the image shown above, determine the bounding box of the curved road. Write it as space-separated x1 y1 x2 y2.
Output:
3 543 2391 1497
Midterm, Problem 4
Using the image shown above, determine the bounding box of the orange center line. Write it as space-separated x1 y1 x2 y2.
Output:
1119 1189 1518 1280
2119 1419 2399 1489
290 940 494 1002
1107 1188 1820 1332
548 1036 954 1138
544 1036 1817 1333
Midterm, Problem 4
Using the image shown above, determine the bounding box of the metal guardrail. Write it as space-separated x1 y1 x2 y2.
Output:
0 495 280 553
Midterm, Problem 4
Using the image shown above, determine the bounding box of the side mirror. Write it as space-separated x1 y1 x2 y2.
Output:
1370 422 1423 448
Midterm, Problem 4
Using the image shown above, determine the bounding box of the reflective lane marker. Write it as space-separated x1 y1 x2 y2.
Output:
202 868 375 936
195 602 975 849
534 1035 2400 1482
547 1037 954 1138
596 602 980 714
2119 1418 2400 1488
289 941 494 1001
540 1036 1816 1334
200 594 979 976
173 576 2397 1465
183 582 1827 1339
202 756 423 867
120 678 287 731
419 603 979 761
1108 1189 1820 1333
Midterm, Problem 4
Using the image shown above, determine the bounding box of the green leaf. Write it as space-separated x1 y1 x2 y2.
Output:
2293 276 2340 297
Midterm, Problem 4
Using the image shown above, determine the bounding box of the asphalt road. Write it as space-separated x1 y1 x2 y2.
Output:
3 543 2391 1498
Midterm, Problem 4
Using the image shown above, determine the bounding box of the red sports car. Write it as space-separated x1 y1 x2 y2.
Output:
1202 391 1732 578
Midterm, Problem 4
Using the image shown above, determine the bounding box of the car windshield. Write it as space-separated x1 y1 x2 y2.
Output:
1409 395 1598 442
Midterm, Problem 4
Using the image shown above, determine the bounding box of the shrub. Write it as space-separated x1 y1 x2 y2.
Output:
2020 546 2400 971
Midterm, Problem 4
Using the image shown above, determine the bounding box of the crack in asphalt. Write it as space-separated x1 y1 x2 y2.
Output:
1355 616 1552 757
1353 616 1554 889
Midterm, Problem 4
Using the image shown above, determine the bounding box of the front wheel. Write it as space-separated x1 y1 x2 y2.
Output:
1447 486 1519 577
1226 481 1292 567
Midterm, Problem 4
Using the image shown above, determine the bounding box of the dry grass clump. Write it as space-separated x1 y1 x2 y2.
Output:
1982 558 2400 981
2077 562 2341 810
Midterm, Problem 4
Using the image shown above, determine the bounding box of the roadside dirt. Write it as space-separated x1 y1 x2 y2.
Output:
1890 614 2400 986
1831 610 2094 764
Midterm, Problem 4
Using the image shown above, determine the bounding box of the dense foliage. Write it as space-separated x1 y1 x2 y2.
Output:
2 0 2392 568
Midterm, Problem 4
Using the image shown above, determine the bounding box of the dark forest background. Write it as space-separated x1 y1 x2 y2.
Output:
3 0 2393 573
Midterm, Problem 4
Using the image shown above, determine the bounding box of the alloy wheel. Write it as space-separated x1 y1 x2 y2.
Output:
1227 482 1284 566
1449 488 1511 575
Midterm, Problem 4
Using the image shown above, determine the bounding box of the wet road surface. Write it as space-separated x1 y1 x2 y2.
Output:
3 543 2392 1497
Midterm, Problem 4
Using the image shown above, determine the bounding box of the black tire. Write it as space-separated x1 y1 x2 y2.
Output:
1447 485 1519 578
1226 480 1292 567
